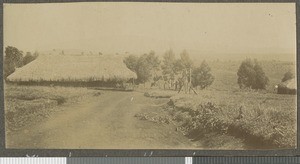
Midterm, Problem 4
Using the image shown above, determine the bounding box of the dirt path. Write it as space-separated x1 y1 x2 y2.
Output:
6 91 197 149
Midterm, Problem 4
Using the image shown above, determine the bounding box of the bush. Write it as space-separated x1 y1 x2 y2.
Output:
4 46 24 79
237 59 269 89
23 52 38 65
124 51 160 84
191 60 215 89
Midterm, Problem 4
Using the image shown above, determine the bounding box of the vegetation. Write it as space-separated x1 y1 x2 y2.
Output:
5 84 100 132
4 46 24 79
4 46 39 79
160 49 194 82
166 90 296 148
282 70 294 82
4 45 296 149
179 50 193 70
23 52 38 65
124 51 160 84
161 49 177 80
191 60 215 89
237 59 269 89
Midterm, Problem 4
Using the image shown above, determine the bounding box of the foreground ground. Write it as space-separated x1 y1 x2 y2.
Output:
6 88 196 149
5 83 296 149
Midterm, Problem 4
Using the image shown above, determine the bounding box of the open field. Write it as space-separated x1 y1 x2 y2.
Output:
4 60 297 149
136 60 297 149
4 84 101 133
206 60 296 92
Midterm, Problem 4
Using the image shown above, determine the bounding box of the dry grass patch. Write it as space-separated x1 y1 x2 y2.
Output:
4 84 100 132
166 90 296 149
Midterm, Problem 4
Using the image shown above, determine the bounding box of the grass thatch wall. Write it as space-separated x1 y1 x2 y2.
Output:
7 54 137 84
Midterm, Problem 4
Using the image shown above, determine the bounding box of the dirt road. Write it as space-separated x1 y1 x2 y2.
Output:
6 91 197 149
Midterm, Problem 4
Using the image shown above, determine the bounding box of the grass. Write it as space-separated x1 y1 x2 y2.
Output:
4 59 297 149
144 90 176 98
4 84 100 132
165 89 296 149
143 60 296 149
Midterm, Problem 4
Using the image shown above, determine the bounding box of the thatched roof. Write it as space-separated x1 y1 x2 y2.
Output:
278 78 297 90
7 55 137 82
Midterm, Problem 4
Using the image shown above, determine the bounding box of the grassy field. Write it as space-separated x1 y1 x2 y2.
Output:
4 60 297 149
206 60 296 92
143 60 297 149
4 84 100 132
166 90 296 148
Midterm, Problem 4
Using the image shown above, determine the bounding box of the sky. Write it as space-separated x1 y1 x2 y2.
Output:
4 2 296 61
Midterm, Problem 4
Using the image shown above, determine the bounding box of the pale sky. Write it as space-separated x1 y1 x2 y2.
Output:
4 2 296 60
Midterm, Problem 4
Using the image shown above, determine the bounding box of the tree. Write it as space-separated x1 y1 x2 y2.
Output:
191 60 215 89
237 59 269 89
161 49 176 80
237 59 255 89
282 70 294 82
180 50 193 70
4 46 24 79
23 52 38 65
253 61 269 89
124 55 139 72
145 50 160 71
124 51 160 84
173 59 185 74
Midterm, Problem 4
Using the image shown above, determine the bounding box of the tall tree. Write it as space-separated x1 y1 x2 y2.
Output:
180 50 193 70
253 60 269 89
145 50 160 71
23 52 38 65
124 55 139 72
124 52 160 84
161 49 176 80
237 59 269 89
191 60 215 89
4 46 24 79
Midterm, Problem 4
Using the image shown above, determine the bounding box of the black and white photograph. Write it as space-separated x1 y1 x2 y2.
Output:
3 2 297 150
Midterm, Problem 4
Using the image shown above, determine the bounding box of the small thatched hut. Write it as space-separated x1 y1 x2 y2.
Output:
7 54 137 88
277 78 297 95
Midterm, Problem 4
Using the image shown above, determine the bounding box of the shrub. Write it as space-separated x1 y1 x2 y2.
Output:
4 46 24 79
191 60 215 89
23 52 38 65
124 51 160 84
237 59 269 89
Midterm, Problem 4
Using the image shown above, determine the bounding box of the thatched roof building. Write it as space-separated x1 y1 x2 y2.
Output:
277 78 297 95
7 55 137 86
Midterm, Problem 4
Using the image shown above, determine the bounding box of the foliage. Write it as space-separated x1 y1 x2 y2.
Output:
145 50 160 71
23 52 38 66
168 90 296 148
282 70 294 82
179 50 193 70
161 49 176 80
124 51 160 84
253 63 269 90
5 84 100 131
173 59 185 74
4 46 24 79
123 55 139 72
161 49 194 81
237 59 269 89
192 60 215 89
